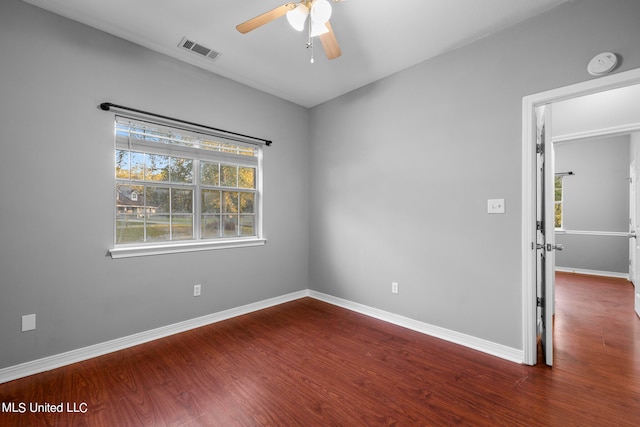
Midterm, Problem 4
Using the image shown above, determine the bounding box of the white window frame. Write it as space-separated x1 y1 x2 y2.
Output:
554 175 563 229
109 116 266 259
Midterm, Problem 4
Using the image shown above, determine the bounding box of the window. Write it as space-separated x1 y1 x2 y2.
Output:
110 117 264 258
554 175 563 228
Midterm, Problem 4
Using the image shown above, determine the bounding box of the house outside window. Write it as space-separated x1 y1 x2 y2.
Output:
111 117 264 258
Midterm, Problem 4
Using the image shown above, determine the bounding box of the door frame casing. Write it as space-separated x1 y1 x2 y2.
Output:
521 67 640 365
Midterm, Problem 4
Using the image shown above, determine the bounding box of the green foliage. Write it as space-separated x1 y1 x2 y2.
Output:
554 176 563 228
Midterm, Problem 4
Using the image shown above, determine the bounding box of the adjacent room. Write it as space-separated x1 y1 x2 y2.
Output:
1 0 639 424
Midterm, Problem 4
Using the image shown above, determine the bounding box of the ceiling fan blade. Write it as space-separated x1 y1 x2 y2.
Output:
236 3 296 34
319 21 341 60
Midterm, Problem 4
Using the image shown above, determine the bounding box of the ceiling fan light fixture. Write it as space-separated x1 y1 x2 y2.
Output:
310 20 329 37
236 0 341 61
310 0 332 25
286 4 309 31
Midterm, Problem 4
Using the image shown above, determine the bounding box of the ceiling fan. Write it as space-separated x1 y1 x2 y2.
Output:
236 0 343 62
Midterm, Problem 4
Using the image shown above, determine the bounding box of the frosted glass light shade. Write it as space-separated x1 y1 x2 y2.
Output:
310 0 332 25
310 21 329 37
286 4 309 31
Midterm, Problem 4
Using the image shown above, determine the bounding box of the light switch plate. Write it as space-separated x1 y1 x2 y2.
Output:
488 199 505 214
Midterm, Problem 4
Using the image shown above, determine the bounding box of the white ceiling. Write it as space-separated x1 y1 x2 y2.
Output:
21 0 568 108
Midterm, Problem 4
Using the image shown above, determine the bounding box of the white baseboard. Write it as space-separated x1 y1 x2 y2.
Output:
1 289 525 384
0 290 309 384
555 266 629 280
308 291 524 364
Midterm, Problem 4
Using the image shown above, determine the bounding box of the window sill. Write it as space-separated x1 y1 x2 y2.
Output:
108 238 267 259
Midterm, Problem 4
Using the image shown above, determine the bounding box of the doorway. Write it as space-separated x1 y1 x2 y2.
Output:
553 133 636 277
521 67 640 365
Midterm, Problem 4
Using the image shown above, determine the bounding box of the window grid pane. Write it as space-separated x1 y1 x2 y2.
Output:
201 162 220 186
221 165 238 187
239 167 256 189
116 184 146 244
240 215 255 236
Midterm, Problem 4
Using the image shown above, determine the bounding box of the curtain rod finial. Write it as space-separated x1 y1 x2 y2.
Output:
99 103 112 111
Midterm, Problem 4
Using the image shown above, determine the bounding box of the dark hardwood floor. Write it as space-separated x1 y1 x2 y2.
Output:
1 272 639 426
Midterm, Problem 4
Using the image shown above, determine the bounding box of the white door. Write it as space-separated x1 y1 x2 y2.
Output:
536 105 558 366
631 141 640 318
630 158 637 287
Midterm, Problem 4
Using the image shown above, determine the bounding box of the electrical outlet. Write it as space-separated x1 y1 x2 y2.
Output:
392 282 399 294
193 284 201 297
22 314 36 332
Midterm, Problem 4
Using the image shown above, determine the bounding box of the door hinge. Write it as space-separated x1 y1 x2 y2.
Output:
536 221 543 231
537 297 544 307
536 143 544 154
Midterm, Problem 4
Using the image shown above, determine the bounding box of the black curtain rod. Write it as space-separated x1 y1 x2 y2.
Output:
99 102 272 146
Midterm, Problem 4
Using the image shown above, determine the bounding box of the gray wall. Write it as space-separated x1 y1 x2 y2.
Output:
308 0 640 349
0 0 309 369
554 136 630 274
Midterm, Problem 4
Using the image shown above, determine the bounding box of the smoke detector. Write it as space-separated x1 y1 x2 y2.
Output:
178 37 221 61
587 52 618 76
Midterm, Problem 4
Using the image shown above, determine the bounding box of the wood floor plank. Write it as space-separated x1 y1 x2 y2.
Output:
1 272 639 426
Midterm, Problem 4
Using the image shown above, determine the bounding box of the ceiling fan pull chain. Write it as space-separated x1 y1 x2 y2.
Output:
307 17 314 64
